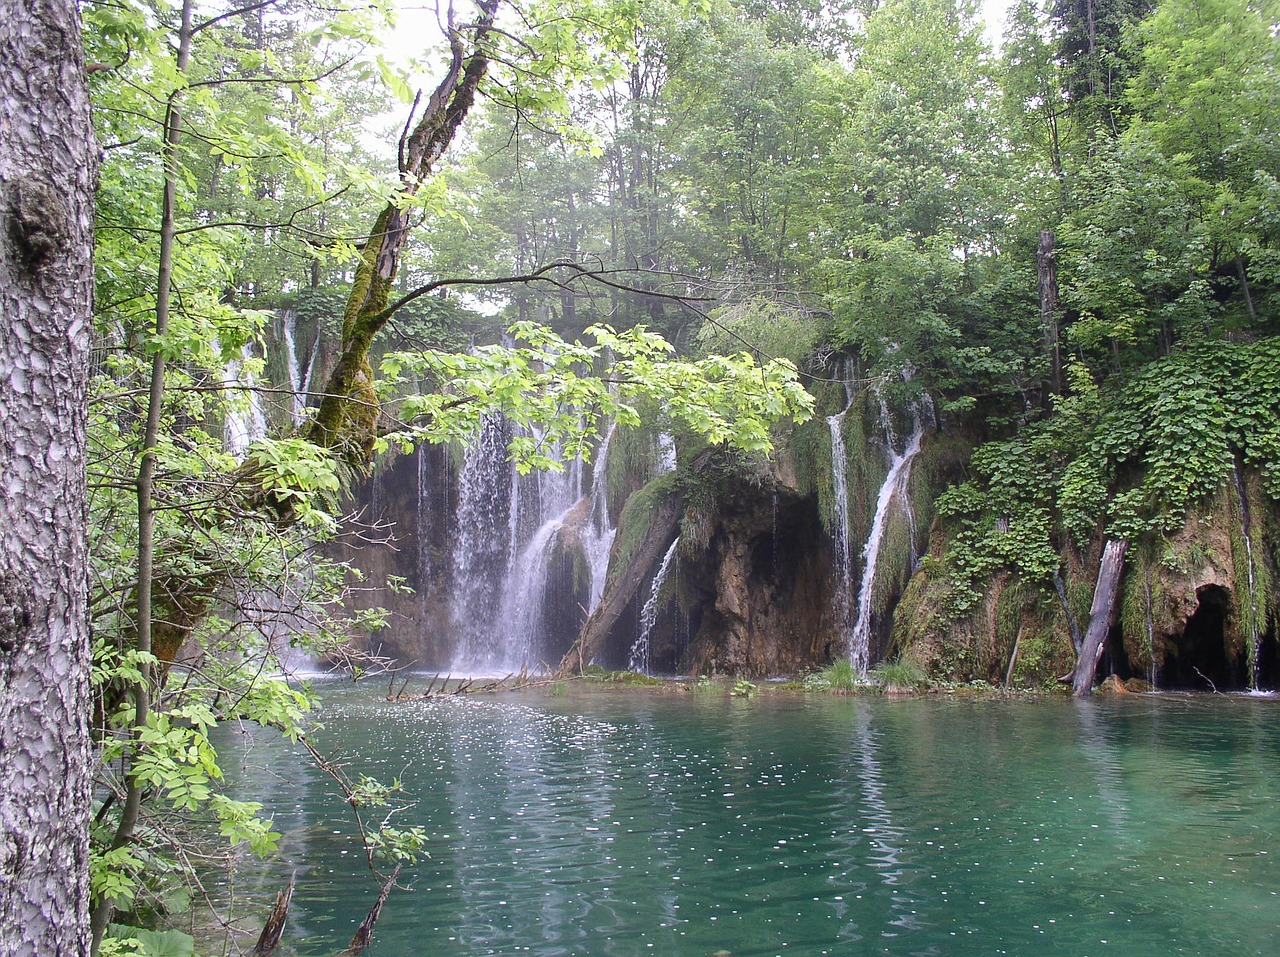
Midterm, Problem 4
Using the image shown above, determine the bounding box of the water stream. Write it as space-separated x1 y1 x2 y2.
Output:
223 340 268 458
848 395 930 673
581 423 618 612
826 375 857 660
280 309 307 425
629 538 680 674
1233 464 1263 691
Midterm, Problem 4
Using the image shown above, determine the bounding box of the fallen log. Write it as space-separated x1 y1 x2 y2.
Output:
1071 539 1128 697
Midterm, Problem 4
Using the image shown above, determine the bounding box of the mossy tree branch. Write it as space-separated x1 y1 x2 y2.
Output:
309 0 499 463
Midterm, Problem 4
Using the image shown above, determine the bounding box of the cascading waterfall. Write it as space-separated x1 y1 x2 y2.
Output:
487 436 588 672
301 333 319 398
223 341 268 458
497 519 568 670
629 538 680 674
450 415 514 670
827 373 857 658
582 423 619 611
448 420 616 674
847 390 932 674
1233 464 1264 691
280 310 308 425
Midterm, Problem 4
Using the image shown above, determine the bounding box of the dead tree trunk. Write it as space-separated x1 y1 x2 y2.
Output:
557 490 682 677
1037 229 1062 399
251 873 296 956
1071 539 1128 697
334 865 401 957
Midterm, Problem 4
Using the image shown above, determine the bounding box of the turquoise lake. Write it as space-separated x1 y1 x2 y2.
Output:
217 685 1280 956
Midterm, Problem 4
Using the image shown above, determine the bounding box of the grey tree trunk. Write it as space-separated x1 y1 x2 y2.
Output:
0 1 96 954
1037 229 1062 397
1071 540 1128 697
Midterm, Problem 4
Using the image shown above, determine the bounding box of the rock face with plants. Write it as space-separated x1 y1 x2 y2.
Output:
326 0 1280 695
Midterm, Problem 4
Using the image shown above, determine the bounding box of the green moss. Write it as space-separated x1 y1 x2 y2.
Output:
994 578 1026 652
589 669 664 686
609 473 680 590
1119 538 1160 677
792 416 827 501
1229 483 1273 681
871 508 916 615
604 423 662 520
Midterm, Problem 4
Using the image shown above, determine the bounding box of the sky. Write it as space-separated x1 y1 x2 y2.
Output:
384 1 1023 71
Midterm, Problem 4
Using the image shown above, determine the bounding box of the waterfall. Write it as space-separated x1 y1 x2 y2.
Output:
301 331 319 399
448 420 616 674
582 423 618 612
450 415 514 670
223 341 268 458
629 538 679 674
827 373 857 661
280 310 307 424
847 392 931 674
417 443 437 614
478 441 588 673
655 431 677 475
534 430 584 525
496 519 567 671
1233 465 1264 691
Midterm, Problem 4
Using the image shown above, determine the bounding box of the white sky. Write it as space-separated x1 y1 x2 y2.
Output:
981 0 1018 49
383 1 1023 72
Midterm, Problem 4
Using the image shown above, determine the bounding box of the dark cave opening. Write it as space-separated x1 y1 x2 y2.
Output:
1162 585 1247 691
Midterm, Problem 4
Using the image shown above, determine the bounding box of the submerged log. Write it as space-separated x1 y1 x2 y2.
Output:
1071 540 1128 697
556 487 683 677
335 864 401 957
251 872 296 955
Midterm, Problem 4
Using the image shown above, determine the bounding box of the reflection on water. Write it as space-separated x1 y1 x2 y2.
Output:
215 690 1280 956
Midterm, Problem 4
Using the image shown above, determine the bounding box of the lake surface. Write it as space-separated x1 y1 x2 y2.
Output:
217 685 1280 956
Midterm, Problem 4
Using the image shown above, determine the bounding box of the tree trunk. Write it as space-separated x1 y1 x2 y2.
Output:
252 873 297 956
557 490 683 677
0 1 97 953
1037 229 1062 398
1071 539 1128 697
334 865 401 957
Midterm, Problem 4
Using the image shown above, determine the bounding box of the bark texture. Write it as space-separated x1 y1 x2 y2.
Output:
1037 229 1062 397
1072 539 1128 697
0 1 96 953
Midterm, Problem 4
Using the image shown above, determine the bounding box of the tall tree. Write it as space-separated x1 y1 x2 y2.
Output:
0 0 96 953
1050 0 1154 138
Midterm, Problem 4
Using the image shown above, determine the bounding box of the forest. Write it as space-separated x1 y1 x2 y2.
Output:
2 0 1278 953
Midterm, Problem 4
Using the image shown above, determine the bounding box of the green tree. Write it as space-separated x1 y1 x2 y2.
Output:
821 0 1032 403
1050 0 1155 138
